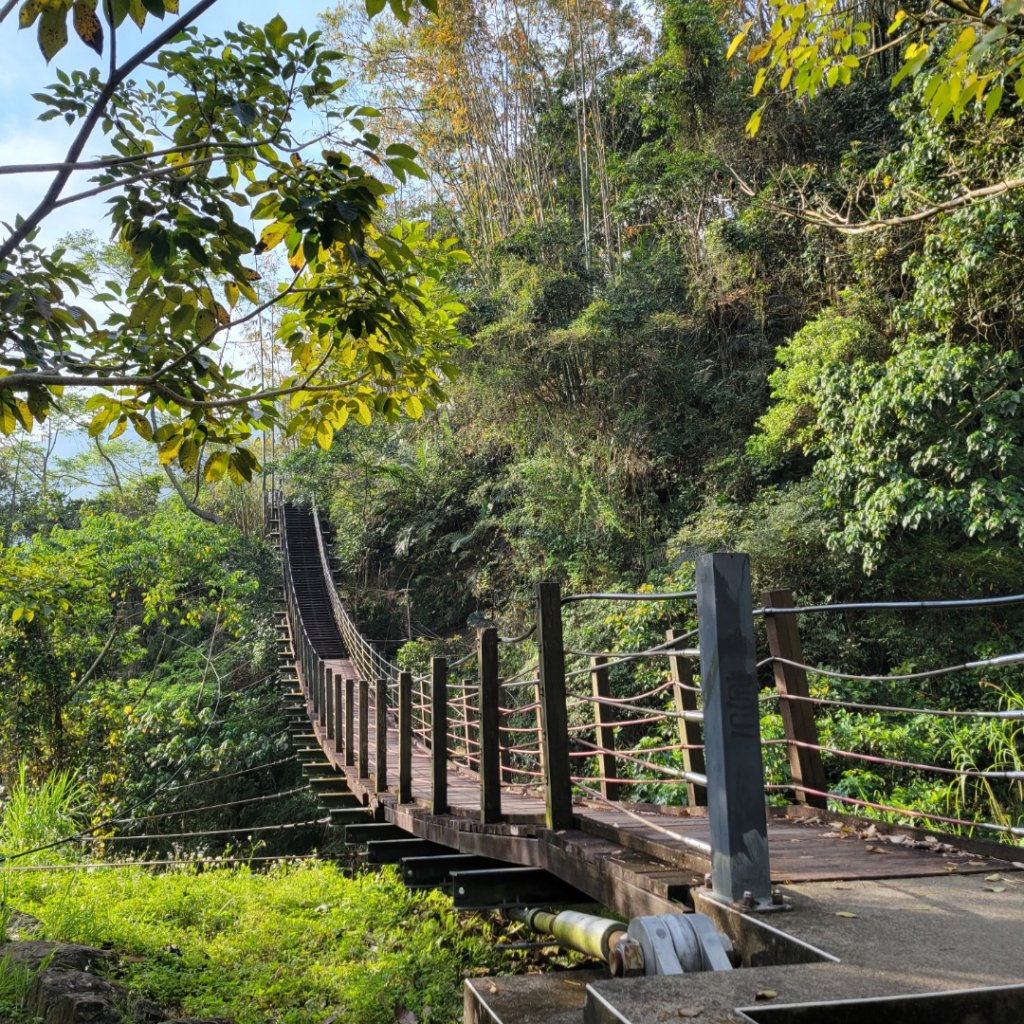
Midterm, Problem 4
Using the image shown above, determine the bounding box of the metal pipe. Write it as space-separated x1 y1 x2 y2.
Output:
507 907 626 962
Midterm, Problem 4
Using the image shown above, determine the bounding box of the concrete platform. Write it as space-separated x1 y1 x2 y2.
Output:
466 867 1024 1023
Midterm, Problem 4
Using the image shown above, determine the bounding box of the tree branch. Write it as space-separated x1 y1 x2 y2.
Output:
162 463 222 523
0 0 220 264
727 163 1024 234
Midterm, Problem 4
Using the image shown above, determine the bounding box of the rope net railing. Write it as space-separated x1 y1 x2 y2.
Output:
275 492 1024 848
759 590 1024 844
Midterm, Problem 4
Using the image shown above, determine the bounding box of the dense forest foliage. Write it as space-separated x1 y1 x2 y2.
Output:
277 0 1024 631
0 0 1022 1017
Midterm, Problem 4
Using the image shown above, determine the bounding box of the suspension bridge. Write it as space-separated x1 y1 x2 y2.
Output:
267 490 1024 1023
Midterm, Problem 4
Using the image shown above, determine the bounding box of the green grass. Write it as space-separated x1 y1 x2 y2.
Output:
2 863 496 1024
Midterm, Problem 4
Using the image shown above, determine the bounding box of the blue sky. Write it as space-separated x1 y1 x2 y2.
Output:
0 1 331 484
0 1 328 236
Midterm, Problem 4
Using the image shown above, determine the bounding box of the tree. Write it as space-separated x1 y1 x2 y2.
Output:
0 0 465 487
727 0 1024 226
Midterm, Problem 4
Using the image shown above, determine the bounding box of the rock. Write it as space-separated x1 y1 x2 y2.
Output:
4 910 43 940
0 941 118 974
27 968 127 1023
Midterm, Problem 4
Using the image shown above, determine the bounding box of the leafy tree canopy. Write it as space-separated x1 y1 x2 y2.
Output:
0 0 465 487
731 0 1024 134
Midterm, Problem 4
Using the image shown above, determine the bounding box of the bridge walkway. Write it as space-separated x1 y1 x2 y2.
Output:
269 492 1017 922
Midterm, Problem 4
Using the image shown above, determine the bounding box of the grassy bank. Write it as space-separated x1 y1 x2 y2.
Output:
2 862 498 1024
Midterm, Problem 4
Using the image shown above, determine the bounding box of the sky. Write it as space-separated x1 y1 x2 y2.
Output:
0 0 329 234
0 1 336 487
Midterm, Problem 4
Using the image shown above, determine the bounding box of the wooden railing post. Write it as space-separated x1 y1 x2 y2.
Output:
478 627 502 824
463 687 476 770
399 671 413 803
431 657 448 815
762 588 827 809
319 659 328 729
375 677 388 793
345 677 355 767
536 582 573 830
696 553 771 906
589 656 620 801
333 674 343 756
666 629 707 808
358 677 369 779
325 666 335 741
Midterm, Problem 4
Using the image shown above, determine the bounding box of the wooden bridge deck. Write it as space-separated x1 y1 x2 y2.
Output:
297 654 1015 919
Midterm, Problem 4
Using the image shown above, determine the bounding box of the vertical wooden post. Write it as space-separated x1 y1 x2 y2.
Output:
399 671 413 803
762 589 827 808
696 553 771 905
478 627 502 824
333 674 343 756
533 679 546 786
462 686 475 770
375 677 388 793
536 582 573 830
320 661 329 729
345 678 355 767
325 666 335 741
666 629 708 808
431 657 449 815
589 656 620 802
358 677 369 779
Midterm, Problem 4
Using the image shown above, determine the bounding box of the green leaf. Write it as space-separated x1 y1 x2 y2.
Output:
255 221 289 254
365 0 386 15
158 432 185 464
19 0 45 29
0 402 17 436
203 451 229 482
265 13 287 47
38 6 69 62
195 308 217 341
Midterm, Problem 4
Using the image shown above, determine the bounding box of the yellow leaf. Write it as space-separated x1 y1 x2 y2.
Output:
195 308 217 341
224 281 239 309
257 221 289 253
203 451 229 482
315 420 334 451
403 394 424 419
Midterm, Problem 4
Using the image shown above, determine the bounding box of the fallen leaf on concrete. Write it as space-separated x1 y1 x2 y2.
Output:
968 860 988 867
488 984 498 994
985 874 1004 882
835 911 858 918
865 844 887 854
944 864 959 872
984 885 1007 893
677 1007 704 1018
755 990 779 1001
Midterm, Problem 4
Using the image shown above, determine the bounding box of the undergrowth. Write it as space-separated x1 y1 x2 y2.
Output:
2 862 500 1024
